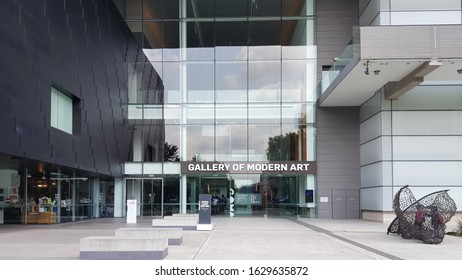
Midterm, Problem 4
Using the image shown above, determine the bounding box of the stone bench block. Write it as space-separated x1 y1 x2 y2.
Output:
164 215 198 221
172 214 199 218
115 228 183 245
80 236 168 260
152 218 197 230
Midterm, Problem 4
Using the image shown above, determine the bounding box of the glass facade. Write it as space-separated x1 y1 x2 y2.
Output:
122 0 317 217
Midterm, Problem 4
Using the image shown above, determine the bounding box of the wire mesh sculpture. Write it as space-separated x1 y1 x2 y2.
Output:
387 185 457 244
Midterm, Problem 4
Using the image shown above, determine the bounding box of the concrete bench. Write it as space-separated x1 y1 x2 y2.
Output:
152 218 197 230
164 215 198 221
172 213 199 218
115 228 183 245
80 236 168 260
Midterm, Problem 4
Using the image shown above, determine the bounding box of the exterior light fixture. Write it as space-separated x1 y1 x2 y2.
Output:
364 61 370 75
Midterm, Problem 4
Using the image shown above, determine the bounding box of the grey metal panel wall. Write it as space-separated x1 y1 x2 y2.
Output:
316 0 359 81
360 25 462 59
316 107 361 218
0 0 156 176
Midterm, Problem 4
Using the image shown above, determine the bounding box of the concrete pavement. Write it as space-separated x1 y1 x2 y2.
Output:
0 216 461 260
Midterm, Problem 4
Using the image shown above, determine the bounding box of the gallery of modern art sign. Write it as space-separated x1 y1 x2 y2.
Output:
181 161 317 174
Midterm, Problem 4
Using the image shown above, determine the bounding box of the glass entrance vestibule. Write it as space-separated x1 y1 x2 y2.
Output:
125 172 315 218
187 173 315 217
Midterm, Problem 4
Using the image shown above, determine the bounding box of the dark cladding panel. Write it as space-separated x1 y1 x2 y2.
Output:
0 0 150 176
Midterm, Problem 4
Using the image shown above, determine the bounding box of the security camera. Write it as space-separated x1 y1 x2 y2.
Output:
364 69 369 75
374 70 380 75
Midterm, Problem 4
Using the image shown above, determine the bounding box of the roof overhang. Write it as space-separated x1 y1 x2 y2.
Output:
318 25 462 107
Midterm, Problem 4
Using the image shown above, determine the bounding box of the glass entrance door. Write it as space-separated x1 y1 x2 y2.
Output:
126 178 163 217
142 178 162 216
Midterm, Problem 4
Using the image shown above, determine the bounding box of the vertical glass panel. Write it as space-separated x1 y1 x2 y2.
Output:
127 62 162 105
163 62 180 103
281 19 312 46
216 61 248 103
215 46 248 61
164 125 181 161
248 124 281 161
305 125 315 161
186 47 215 61
163 48 181 61
51 87 73 134
142 104 162 120
281 103 313 124
125 0 142 20
230 173 263 216
249 61 281 102
164 105 181 124
143 21 180 49
164 177 180 215
248 103 281 124
75 180 91 219
186 176 201 213
143 21 163 48
216 124 248 161
187 0 215 18
216 104 247 125
184 104 214 124
252 0 281 17
279 124 306 161
215 0 249 17
186 62 214 103
143 0 180 19
141 121 164 162
248 45 281 60
143 49 163 61
215 21 249 47
282 60 307 102
186 125 215 161
187 22 215 48
282 0 311 16
249 21 281 46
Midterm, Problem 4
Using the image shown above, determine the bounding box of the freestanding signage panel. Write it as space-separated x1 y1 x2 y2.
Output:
197 194 212 230
126 199 137 224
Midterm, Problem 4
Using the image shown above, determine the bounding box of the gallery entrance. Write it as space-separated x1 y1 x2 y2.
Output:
126 178 163 216
186 174 304 217
125 177 181 217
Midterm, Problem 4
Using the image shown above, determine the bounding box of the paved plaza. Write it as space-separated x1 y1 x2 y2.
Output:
0 216 461 260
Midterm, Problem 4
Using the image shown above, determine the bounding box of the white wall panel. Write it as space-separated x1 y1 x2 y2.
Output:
163 162 181 174
360 136 392 165
360 112 382 143
392 111 462 135
393 136 462 160
361 162 383 187
360 138 383 165
143 163 163 174
360 186 393 211
377 12 390 25
124 163 142 175
390 0 461 11
390 11 461 25
393 162 462 186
